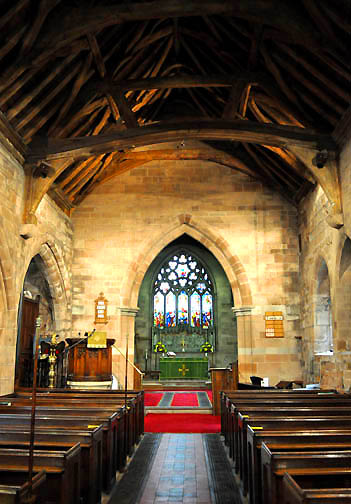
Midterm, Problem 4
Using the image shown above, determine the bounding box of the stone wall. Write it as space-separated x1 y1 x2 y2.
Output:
71 142 302 387
298 131 351 391
0 138 73 394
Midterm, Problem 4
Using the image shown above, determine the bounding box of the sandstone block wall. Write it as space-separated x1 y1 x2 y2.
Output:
71 143 302 387
0 139 73 394
299 131 351 391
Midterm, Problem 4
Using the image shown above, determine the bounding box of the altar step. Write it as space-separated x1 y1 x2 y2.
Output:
145 406 212 414
143 379 211 391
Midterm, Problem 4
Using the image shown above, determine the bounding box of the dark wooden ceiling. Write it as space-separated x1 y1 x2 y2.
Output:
0 0 350 214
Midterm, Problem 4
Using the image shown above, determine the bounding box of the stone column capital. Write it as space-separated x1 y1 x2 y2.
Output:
232 306 254 317
118 306 139 317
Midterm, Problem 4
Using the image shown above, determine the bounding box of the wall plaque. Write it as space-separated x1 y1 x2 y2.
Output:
265 311 284 338
94 292 108 324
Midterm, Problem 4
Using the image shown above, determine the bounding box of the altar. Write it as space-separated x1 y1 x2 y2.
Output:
159 357 209 380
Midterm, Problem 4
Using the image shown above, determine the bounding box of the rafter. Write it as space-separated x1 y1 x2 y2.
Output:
96 73 263 93
20 0 61 56
36 1 326 53
27 119 336 163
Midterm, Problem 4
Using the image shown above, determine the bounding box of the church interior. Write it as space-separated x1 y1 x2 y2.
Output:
0 0 350 502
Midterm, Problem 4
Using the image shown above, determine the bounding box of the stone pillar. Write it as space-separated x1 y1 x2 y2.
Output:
232 306 254 384
113 307 139 389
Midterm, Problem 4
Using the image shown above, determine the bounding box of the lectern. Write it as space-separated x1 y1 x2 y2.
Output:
66 338 115 389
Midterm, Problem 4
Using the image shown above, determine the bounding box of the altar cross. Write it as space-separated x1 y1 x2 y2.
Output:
178 364 189 377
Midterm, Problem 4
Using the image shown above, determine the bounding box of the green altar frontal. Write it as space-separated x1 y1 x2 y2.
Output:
159 357 209 380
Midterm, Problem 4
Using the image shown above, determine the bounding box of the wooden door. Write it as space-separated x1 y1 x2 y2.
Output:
16 298 39 387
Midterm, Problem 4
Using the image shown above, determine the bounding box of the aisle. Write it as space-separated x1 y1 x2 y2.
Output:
108 433 240 504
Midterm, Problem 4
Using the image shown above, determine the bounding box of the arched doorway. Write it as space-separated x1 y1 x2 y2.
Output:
135 234 236 375
15 254 55 387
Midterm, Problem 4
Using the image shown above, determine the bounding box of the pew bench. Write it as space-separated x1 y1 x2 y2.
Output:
223 394 350 462
247 428 351 504
0 443 81 504
0 411 118 492
0 426 103 504
234 405 351 483
11 390 145 445
0 470 46 504
261 444 351 504
220 390 341 446
1 397 134 463
237 414 351 497
282 471 351 504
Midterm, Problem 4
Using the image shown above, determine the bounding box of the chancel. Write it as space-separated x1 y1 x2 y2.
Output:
0 1 350 502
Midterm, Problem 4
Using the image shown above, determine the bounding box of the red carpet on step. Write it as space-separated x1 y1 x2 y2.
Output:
171 392 198 407
144 413 220 433
144 392 164 407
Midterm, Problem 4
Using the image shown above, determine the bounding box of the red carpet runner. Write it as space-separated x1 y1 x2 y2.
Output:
144 391 213 407
171 392 198 407
144 413 221 433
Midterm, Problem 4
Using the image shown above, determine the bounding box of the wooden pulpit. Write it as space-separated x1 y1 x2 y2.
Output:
66 338 115 389
210 362 238 415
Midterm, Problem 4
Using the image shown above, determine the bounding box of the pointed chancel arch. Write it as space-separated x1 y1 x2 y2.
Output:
120 214 253 310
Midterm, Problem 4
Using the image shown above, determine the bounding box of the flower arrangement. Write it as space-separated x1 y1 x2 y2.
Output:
200 341 213 353
154 341 167 353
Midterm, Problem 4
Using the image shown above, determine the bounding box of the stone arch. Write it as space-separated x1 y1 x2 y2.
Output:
120 214 253 309
0 221 14 334
313 255 333 355
335 233 351 352
19 235 71 337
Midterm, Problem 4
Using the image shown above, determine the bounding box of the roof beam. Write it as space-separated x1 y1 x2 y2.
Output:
37 1 325 52
27 119 337 163
96 72 263 92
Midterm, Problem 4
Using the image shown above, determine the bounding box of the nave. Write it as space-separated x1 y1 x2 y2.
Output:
109 433 239 504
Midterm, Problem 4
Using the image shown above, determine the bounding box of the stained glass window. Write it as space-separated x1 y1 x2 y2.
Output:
153 250 214 329
154 291 164 328
165 292 176 327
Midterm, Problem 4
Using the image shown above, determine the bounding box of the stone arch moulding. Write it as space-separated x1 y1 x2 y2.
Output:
336 233 351 281
19 236 71 336
0 220 14 331
120 214 253 309
313 254 333 355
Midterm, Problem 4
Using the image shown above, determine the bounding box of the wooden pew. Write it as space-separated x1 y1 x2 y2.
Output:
222 392 347 456
282 471 351 504
13 389 145 444
238 415 351 498
0 470 46 504
0 443 81 504
2 396 135 460
247 428 351 504
0 411 119 492
236 405 351 474
261 444 351 504
220 389 338 442
226 397 351 471
229 400 351 478
0 426 102 504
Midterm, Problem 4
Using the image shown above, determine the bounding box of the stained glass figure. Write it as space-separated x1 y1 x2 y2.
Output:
165 291 176 327
191 292 201 327
202 292 213 327
154 291 164 328
178 291 188 324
